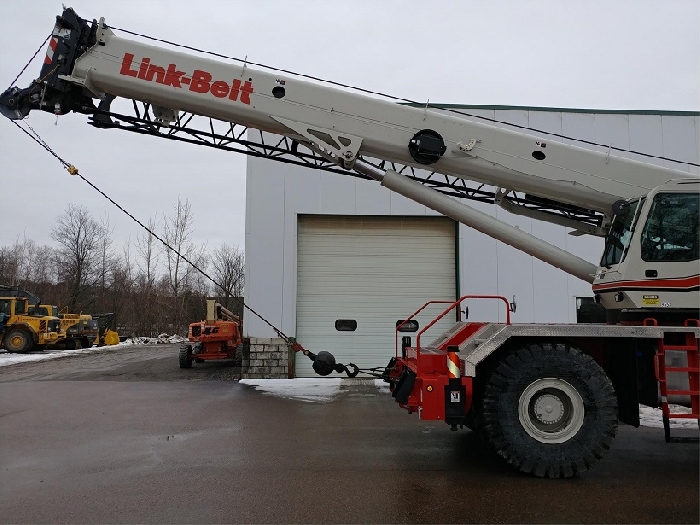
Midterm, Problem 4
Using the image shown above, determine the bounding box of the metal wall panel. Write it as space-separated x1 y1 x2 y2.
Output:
245 110 699 336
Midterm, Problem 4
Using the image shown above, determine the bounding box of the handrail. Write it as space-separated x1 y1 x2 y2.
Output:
396 295 512 374
395 300 457 358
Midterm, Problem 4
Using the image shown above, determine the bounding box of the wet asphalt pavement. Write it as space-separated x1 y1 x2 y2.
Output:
0 344 698 524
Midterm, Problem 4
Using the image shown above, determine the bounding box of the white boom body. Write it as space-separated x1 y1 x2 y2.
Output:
64 23 687 214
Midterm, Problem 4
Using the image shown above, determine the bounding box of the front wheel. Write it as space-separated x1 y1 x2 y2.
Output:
477 341 618 478
4 329 33 353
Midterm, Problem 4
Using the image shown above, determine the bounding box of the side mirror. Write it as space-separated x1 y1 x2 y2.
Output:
612 199 630 217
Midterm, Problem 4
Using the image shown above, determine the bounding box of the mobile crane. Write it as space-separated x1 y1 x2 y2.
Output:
1 7 698 477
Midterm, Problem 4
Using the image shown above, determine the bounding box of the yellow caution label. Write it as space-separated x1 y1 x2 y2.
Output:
642 295 660 306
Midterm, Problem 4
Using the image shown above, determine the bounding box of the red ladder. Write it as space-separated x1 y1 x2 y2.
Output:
649 319 700 443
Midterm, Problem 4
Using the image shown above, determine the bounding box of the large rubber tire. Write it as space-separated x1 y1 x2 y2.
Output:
233 344 243 367
80 337 93 349
179 345 193 369
476 341 618 478
3 329 33 353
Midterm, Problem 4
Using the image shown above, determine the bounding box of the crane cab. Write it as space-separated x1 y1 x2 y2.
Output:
593 179 699 322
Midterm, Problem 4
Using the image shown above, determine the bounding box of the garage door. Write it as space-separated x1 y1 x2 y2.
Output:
295 215 456 377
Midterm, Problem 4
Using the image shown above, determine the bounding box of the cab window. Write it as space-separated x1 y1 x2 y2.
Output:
600 200 640 267
0 300 11 316
641 192 699 262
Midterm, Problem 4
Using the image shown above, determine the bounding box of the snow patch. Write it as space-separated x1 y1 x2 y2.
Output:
639 404 699 429
0 344 123 367
121 334 187 345
240 378 342 403
374 379 391 393
0 334 186 367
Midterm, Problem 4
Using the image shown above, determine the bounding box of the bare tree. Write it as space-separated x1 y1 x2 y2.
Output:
52 204 111 311
94 216 115 313
108 240 135 333
0 236 59 301
211 243 245 315
134 216 160 336
161 198 198 332
0 246 19 286
135 216 160 288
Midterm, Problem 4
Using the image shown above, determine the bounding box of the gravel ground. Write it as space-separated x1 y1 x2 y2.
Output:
0 343 241 382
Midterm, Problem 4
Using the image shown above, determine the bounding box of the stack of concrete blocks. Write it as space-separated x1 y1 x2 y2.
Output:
241 337 293 379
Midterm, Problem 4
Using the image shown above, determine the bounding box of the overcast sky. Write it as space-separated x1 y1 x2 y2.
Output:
1 0 698 259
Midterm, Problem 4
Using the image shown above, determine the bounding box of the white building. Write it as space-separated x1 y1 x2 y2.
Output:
244 106 700 377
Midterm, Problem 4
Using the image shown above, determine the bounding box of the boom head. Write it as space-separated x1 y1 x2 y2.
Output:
0 8 97 120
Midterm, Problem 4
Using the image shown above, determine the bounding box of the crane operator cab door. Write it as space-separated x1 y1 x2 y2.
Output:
593 179 699 321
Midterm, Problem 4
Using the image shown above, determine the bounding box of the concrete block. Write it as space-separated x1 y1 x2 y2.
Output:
250 344 266 354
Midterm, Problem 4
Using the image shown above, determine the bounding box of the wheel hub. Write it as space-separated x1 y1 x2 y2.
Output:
532 393 565 426
518 378 585 444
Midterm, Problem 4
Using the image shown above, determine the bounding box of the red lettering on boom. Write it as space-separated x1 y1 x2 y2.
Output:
145 64 166 83
229 79 241 101
240 81 253 105
164 64 185 88
190 70 211 93
119 53 253 105
120 53 138 77
211 80 229 98
137 58 150 80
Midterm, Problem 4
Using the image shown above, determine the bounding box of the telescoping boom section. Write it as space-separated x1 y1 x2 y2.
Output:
1 8 698 478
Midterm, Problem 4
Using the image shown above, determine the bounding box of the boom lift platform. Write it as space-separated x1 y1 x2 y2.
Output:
1 7 698 477
179 300 243 369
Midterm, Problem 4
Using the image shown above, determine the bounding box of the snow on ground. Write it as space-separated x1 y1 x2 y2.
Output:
240 378 342 403
120 334 188 345
374 378 390 393
639 404 699 429
0 334 187 367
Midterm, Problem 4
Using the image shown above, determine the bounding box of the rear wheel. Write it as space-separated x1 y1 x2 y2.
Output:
80 337 93 349
4 329 33 353
179 345 193 369
477 341 618 478
233 344 243 367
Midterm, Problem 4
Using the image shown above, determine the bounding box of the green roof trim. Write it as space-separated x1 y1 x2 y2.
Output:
402 103 699 117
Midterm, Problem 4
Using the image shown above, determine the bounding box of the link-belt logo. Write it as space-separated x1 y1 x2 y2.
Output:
120 53 253 104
